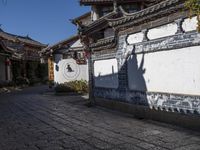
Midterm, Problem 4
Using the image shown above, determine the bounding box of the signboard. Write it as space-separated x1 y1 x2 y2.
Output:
48 57 54 81
76 59 87 65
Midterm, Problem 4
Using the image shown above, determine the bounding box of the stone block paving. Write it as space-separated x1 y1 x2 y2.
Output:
0 85 200 150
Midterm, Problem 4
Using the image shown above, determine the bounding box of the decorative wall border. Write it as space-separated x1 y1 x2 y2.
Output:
94 87 200 115
134 31 200 54
92 52 116 61
94 87 120 100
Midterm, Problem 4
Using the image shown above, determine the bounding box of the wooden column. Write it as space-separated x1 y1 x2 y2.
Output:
5 58 11 81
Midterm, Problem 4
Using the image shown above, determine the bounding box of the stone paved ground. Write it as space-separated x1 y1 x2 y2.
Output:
0 85 200 150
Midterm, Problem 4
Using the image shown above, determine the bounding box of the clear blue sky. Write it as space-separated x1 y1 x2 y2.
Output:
0 0 90 45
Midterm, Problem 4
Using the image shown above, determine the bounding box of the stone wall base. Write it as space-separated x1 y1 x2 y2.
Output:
95 98 200 131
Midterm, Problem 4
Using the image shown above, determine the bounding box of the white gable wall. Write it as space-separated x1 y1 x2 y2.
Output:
71 39 82 48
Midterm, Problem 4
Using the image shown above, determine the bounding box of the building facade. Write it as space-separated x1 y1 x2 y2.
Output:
77 0 200 123
42 35 89 85
0 40 12 82
42 12 93 85
0 29 47 85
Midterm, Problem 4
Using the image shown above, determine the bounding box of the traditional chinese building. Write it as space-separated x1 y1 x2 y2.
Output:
41 12 93 85
0 36 13 82
77 0 200 129
0 28 47 85
42 34 89 85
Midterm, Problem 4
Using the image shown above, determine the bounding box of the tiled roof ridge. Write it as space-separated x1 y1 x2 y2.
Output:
79 0 184 34
71 12 91 24
80 0 148 5
0 29 46 47
42 35 80 54
90 36 115 48
107 0 184 26
81 11 117 33
0 40 14 54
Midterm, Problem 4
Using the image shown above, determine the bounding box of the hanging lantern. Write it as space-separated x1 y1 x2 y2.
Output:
5 58 11 66
84 50 90 59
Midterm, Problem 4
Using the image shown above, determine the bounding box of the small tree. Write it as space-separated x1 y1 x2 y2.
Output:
185 0 200 32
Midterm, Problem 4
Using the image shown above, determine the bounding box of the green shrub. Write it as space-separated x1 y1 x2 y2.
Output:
54 83 75 93
55 80 88 94
7 81 15 87
0 81 16 88
0 81 7 88
185 0 200 32
15 76 30 86
29 77 41 85
41 77 49 84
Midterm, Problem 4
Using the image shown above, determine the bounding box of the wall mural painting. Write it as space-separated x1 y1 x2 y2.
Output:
62 61 80 80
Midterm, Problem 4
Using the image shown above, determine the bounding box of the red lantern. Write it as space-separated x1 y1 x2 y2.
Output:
5 58 11 66
84 51 90 59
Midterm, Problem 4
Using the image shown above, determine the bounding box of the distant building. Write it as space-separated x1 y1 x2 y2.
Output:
42 35 89 84
42 12 93 85
0 28 47 84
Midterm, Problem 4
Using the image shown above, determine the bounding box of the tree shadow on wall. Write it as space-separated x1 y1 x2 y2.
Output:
93 49 148 106
127 50 148 106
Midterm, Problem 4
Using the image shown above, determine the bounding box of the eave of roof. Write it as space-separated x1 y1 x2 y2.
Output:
80 11 117 35
42 35 80 54
79 0 172 34
0 41 13 54
71 12 91 25
0 29 47 48
90 36 115 48
107 0 184 27
80 0 147 5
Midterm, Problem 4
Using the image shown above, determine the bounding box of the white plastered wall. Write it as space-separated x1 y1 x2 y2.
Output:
128 46 200 96
147 23 177 40
91 6 99 21
54 54 88 84
127 16 200 95
94 58 119 88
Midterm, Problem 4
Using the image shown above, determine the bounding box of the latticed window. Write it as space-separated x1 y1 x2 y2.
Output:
73 51 87 65
73 51 85 60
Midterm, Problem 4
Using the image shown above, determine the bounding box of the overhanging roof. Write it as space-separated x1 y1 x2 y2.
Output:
107 0 184 27
79 11 117 35
0 29 47 48
72 12 91 24
80 0 148 5
79 0 184 35
41 35 84 55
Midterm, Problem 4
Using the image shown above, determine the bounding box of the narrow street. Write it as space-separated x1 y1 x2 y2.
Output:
0 86 200 150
